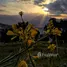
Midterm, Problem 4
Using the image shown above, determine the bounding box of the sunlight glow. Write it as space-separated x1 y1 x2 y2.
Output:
42 7 50 15
39 0 56 5
43 7 49 12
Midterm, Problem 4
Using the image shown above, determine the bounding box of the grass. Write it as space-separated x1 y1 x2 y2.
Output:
0 41 67 67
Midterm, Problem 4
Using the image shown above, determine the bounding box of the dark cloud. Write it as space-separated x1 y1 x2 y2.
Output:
34 0 44 5
46 0 67 14
0 9 9 13
34 0 67 14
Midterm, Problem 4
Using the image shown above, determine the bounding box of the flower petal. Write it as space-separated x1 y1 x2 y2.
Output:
18 60 28 67
6 30 15 35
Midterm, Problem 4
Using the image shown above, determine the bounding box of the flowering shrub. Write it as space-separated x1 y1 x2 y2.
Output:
44 20 62 36
0 11 62 67
6 11 40 67
44 20 62 52
7 23 38 46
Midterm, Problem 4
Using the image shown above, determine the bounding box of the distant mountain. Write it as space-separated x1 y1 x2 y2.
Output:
0 14 50 26
0 23 11 29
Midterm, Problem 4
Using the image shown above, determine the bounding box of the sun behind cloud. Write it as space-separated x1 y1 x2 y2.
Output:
0 0 57 15
0 0 49 15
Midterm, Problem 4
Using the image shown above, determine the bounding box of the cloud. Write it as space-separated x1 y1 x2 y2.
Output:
0 0 51 27
0 0 58 15
34 0 44 5
0 0 67 25
33 0 67 15
45 0 67 14
0 9 5 12
0 0 46 15
0 0 67 15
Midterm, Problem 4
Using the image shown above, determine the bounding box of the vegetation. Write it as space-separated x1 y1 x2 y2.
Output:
0 11 67 67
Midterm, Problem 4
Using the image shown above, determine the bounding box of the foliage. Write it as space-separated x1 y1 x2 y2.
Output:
44 20 62 36
44 20 62 52
7 22 38 46
1 11 62 67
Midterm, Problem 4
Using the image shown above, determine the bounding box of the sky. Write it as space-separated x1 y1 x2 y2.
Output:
0 0 57 15
0 0 67 26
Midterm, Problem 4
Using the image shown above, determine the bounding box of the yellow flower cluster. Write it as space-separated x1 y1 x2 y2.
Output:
33 56 39 59
7 24 24 39
6 30 15 35
7 23 38 46
18 60 28 67
45 20 62 36
48 44 56 51
30 28 38 38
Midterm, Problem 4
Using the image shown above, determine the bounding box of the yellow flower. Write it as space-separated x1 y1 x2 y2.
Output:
7 24 25 40
6 30 15 35
30 28 38 38
27 39 33 46
52 28 62 36
7 23 39 43
48 44 56 51
18 60 28 67
33 56 39 59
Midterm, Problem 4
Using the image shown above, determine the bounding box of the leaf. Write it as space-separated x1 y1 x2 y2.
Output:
6 30 15 35
12 24 17 30
26 24 33 32
13 29 19 34
11 36 17 40
19 36 24 40
32 40 35 43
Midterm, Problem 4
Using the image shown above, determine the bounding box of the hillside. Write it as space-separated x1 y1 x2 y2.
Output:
0 23 11 29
